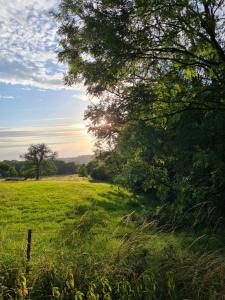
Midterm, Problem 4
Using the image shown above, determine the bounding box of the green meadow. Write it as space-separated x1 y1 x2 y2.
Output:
0 177 139 264
0 177 225 299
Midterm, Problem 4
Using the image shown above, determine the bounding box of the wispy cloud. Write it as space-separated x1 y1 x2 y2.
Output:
0 124 86 138
0 1 93 159
21 87 32 91
72 93 99 103
0 123 94 159
72 93 90 102
0 0 84 92
0 95 15 100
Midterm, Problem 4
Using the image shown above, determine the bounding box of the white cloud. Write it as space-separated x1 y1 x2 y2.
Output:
0 124 86 136
0 0 85 92
0 95 15 100
72 93 100 103
21 87 32 91
72 94 89 102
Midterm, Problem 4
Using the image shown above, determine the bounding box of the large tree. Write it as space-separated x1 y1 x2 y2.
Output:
56 0 225 142
21 144 57 180
56 0 225 222
56 0 225 94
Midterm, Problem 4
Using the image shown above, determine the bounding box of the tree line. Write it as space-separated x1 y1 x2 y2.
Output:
0 144 105 180
0 144 80 179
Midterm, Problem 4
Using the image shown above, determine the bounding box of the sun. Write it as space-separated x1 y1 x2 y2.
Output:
97 118 112 127
99 119 107 126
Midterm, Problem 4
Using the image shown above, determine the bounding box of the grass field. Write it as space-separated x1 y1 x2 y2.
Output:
0 177 141 265
1 177 225 299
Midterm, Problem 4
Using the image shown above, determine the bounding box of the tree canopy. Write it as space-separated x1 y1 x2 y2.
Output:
21 144 57 180
56 0 225 225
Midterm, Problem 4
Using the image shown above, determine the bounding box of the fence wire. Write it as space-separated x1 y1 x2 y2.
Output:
0 227 78 256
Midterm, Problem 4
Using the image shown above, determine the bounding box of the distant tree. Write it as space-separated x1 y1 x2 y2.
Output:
0 162 18 178
3 160 24 177
66 161 78 174
0 162 10 178
20 161 36 179
21 144 57 180
55 160 78 175
78 164 88 177
12 160 25 176
40 160 57 176
9 166 18 177
86 150 120 181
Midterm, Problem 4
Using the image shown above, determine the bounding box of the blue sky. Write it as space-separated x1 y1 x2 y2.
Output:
0 0 95 160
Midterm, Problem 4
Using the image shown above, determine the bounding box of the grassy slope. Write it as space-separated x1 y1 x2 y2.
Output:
0 177 225 299
0 177 144 268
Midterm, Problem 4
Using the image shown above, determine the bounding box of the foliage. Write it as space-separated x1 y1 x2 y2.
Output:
0 159 79 178
78 164 88 177
56 0 225 225
0 161 17 178
21 144 57 180
86 150 120 181
55 160 78 175
40 160 57 176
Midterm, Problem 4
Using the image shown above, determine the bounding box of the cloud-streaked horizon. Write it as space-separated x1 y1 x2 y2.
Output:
0 123 94 160
0 0 95 160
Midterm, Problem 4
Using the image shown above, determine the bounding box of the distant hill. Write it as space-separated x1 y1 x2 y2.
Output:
60 155 93 165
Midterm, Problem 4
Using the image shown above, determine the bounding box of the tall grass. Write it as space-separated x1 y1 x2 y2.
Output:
0 179 225 299
1 209 225 299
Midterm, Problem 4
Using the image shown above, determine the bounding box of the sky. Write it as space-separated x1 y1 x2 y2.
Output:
0 0 95 160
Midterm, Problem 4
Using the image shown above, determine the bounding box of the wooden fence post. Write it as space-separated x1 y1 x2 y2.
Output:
26 229 32 275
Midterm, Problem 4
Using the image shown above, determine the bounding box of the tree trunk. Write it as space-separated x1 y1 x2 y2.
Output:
35 165 40 180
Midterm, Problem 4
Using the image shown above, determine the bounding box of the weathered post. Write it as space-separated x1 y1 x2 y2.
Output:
26 229 32 275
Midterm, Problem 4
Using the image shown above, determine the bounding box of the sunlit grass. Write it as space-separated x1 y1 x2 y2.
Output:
0 177 139 267
0 177 225 299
